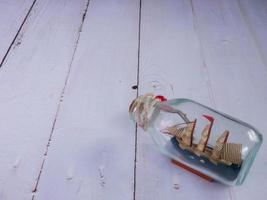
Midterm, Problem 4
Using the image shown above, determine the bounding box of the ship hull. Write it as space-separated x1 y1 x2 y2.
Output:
171 137 241 181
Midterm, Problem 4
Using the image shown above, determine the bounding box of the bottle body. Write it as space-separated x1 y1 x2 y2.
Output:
130 95 262 186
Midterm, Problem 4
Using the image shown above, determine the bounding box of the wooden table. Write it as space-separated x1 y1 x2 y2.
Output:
0 0 266 199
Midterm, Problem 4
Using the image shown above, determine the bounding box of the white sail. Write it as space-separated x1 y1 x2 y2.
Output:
161 120 196 146
181 121 195 146
211 130 229 160
161 125 185 138
196 124 211 152
221 143 242 165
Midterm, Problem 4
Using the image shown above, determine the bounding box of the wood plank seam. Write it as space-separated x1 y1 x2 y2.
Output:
0 0 37 68
134 0 142 199
31 1 91 199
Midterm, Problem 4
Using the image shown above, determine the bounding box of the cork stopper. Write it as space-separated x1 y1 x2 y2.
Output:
129 93 166 130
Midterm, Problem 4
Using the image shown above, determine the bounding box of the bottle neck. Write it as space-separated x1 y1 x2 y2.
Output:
129 94 166 130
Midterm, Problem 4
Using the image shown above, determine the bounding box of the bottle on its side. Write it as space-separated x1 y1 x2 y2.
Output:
129 94 263 186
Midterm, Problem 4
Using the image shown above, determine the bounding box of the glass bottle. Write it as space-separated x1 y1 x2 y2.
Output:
129 94 262 186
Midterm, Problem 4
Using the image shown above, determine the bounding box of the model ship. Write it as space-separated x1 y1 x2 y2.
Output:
161 115 242 181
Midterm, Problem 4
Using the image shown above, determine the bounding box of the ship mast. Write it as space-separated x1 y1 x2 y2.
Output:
190 119 197 146
202 115 214 151
223 130 229 143
196 115 214 153
181 120 197 147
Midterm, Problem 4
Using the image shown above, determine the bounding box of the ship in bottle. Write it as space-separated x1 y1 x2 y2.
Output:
129 93 263 185
161 115 242 181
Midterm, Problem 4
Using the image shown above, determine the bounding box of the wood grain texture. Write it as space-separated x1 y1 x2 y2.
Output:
136 0 230 199
0 0 35 65
33 0 139 199
137 0 267 199
0 0 88 199
0 0 266 199
191 0 267 199
237 0 267 68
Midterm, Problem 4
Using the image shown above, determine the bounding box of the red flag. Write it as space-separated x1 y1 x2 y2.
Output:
155 95 167 102
203 115 214 122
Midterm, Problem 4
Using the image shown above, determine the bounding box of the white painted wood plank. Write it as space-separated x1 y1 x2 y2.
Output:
189 0 267 199
237 0 267 68
33 0 139 199
137 0 230 199
0 0 88 199
0 0 35 63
